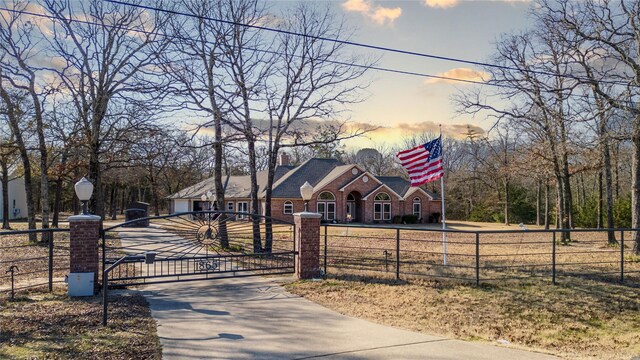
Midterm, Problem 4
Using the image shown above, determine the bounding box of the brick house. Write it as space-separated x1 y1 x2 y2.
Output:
168 154 442 224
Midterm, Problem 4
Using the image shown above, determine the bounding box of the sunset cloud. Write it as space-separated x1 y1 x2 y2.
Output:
422 0 531 9
342 121 486 149
342 0 402 25
424 68 490 85
423 0 459 9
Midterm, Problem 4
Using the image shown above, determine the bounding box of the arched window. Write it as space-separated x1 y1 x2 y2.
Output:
413 197 421 218
374 192 391 220
283 200 294 214
318 191 335 201
316 191 336 221
347 193 355 201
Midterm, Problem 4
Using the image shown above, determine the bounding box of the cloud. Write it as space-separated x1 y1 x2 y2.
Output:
342 0 402 25
423 0 459 9
424 68 490 85
422 0 531 9
344 121 486 148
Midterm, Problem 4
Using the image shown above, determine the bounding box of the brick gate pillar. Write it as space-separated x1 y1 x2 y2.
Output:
68 214 102 296
293 212 322 279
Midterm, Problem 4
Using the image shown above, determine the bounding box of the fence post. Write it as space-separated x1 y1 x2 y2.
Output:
323 225 328 278
620 230 625 284
396 228 400 280
68 214 102 296
48 231 53 292
552 231 556 285
475 232 480 286
293 212 322 279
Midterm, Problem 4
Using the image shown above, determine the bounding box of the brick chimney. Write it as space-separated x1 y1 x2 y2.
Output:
279 152 290 166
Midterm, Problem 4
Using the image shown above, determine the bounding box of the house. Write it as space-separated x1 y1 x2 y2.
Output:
0 168 28 220
168 154 442 224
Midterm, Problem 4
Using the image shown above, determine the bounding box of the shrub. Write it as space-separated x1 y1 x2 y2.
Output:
401 214 419 224
392 215 402 224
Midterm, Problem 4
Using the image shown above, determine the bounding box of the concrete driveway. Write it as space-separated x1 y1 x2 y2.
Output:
142 276 558 360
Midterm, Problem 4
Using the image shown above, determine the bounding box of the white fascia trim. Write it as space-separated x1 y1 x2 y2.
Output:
361 183 403 200
338 170 382 192
403 187 434 201
313 164 367 193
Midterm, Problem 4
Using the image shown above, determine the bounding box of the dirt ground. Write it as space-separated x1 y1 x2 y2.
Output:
0 288 161 359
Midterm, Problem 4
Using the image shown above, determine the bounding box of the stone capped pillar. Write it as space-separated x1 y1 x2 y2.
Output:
68 214 102 295
293 212 322 279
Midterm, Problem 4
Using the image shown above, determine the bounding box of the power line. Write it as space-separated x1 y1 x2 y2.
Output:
103 0 628 87
0 6 498 87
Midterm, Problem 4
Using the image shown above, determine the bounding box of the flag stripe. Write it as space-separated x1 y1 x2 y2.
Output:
396 137 443 187
408 159 442 175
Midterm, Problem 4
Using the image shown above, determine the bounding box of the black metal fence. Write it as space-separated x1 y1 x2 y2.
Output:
321 224 640 286
0 228 70 298
102 211 296 287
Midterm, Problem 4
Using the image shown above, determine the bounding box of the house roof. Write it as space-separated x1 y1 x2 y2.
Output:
169 157 442 202
168 165 295 200
270 158 343 198
312 164 357 192
376 176 411 198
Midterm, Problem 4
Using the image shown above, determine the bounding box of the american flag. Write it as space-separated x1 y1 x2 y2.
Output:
396 137 443 186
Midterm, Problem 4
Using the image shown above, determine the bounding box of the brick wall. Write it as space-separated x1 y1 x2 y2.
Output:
294 213 321 279
69 216 101 292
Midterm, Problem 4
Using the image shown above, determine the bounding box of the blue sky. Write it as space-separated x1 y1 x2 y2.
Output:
272 0 534 147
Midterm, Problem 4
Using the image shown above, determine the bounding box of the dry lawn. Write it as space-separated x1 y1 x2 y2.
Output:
0 288 161 359
285 277 640 360
322 225 640 285
0 225 70 292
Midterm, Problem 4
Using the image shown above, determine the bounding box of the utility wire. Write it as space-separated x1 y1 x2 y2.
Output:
104 0 630 87
0 6 497 87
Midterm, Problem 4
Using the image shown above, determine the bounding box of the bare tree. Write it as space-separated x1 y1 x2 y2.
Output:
0 1 52 235
455 25 578 242
0 122 17 229
44 0 171 217
263 3 373 252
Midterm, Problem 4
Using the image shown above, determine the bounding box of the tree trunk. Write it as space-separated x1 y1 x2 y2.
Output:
88 143 104 217
504 178 509 225
536 180 541 226
213 113 228 249
1 159 9 229
544 181 549 230
263 145 280 254
51 150 69 228
597 171 603 229
246 137 263 253
631 129 640 254
601 130 617 244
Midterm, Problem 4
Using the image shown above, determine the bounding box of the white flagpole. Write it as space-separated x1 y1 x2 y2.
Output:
441 174 447 265
440 127 447 265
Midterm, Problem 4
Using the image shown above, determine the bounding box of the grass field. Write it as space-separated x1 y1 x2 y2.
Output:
0 224 70 293
285 277 640 360
321 224 640 286
0 288 161 359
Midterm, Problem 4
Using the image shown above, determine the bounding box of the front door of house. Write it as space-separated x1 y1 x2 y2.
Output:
346 201 355 222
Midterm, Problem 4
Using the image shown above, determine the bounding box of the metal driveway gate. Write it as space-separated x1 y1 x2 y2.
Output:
101 211 296 287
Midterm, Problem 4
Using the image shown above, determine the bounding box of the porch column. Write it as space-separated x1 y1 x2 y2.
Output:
68 214 102 296
293 212 322 279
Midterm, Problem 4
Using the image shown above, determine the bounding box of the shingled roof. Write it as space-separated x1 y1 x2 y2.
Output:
169 158 441 201
270 158 343 198
168 165 296 200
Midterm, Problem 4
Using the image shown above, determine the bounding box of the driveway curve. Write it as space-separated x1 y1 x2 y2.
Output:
142 276 558 360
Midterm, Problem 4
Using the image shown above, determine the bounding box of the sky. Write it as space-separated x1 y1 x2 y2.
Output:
270 0 534 148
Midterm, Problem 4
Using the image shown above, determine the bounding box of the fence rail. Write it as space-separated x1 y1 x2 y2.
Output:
322 224 640 286
0 228 70 298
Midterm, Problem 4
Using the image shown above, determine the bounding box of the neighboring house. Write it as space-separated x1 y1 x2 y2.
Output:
168 154 442 224
0 168 28 220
